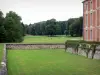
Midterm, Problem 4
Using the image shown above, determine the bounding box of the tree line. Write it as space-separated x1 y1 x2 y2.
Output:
0 10 83 43
25 17 83 37
0 10 25 43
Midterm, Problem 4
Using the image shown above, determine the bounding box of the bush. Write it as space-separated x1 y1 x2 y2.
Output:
65 40 81 53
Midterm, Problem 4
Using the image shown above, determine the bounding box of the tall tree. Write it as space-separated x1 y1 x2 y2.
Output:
4 11 23 42
66 18 77 35
21 22 26 36
45 19 57 36
56 22 61 35
24 24 29 34
31 25 36 35
0 11 6 42
69 17 83 37
25 17 83 37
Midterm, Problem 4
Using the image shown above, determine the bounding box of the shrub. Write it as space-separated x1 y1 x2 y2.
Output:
65 40 81 53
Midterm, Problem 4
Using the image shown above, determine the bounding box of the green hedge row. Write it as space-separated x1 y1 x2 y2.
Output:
65 40 100 45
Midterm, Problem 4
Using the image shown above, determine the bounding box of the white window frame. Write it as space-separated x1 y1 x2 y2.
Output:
90 0 93 10
97 0 100 8
86 2 88 11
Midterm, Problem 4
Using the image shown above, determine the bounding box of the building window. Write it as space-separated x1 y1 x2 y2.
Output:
86 2 88 11
86 14 88 27
86 30 88 41
90 30 92 40
97 10 99 26
90 13 92 26
97 0 99 7
90 0 92 9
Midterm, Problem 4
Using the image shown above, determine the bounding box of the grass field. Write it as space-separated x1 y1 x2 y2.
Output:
23 35 82 43
7 49 100 75
0 44 4 68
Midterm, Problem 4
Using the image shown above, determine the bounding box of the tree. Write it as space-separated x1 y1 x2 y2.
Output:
21 22 26 36
69 17 83 37
58 21 67 35
31 25 36 35
66 18 77 35
45 19 57 36
24 24 29 34
25 17 83 37
0 26 6 42
79 17 83 36
34 23 42 35
39 21 46 35
4 11 23 42
55 22 61 35
0 11 6 42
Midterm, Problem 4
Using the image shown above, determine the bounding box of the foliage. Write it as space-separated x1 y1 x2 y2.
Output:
21 22 26 36
91 44 97 59
0 10 24 43
45 19 57 36
26 17 83 37
0 11 6 42
65 40 81 52
69 17 83 36
65 18 77 35
80 43 91 57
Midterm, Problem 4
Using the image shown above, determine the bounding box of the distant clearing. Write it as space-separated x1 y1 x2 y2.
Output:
23 35 82 43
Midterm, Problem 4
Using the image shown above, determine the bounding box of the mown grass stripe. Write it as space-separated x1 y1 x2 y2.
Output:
7 49 100 75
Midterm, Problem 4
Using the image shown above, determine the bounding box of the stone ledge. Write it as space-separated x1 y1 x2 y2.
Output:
0 44 7 75
6 44 65 49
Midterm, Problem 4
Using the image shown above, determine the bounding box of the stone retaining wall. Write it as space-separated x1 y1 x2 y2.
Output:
67 47 100 59
0 44 7 75
6 44 100 59
6 43 65 49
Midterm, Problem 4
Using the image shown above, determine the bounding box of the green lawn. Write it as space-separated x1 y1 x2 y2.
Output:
0 44 4 68
7 49 100 75
23 35 82 43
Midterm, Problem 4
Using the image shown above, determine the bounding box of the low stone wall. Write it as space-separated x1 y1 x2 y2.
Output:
6 43 65 49
6 43 100 59
67 47 100 59
0 44 7 75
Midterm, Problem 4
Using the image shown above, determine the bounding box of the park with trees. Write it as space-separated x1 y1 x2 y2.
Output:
26 17 83 37
0 10 83 43
0 10 100 75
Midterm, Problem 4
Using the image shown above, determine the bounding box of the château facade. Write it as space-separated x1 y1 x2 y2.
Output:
83 0 100 41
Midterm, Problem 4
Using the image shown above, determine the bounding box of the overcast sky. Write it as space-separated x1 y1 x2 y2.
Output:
0 0 83 24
